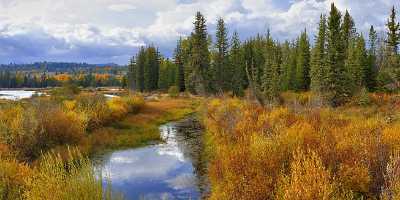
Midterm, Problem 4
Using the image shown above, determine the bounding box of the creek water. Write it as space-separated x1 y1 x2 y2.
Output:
97 117 208 200
0 90 40 100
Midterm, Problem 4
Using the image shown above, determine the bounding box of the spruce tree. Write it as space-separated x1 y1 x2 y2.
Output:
288 40 298 90
144 46 159 91
345 35 368 91
214 17 230 92
310 14 327 93
366 25 378 91
295 30 311 91
230 31 245 96
280 41 292 91
386 6 400 54
341 10 356 55
127 56 136 91
262 35 281 103
190 12 211 95
325 3 351 106
174 38 186 92
136 47 146 92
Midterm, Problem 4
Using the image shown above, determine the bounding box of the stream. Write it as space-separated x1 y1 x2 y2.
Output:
97 117 208 200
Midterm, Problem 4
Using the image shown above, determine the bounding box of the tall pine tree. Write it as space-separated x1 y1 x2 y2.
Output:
386 6 400 54
325 3 351 106
136 47 146 92
345 35 368 91
310 14 327 93
230 31 245 96
341 10 356 56
174 38 186 92
295 30 311 91
366 25 378 91
214 17 230 92
190 12 211 95
127 56 136 91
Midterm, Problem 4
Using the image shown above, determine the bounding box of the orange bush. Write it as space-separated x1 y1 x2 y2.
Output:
205 97 400 199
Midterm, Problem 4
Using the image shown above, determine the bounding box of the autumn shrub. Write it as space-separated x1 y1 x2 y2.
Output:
75 93 112 130
122 95 144 114
0 103 39 160
204 97 400 200
0 159 32 200
36 101 86 151
107 97 129 119
275 149 336 200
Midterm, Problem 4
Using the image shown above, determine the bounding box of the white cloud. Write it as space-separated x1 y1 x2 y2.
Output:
0 0 397 64
108 3 136 12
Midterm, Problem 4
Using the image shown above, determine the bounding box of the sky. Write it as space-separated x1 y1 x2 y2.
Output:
0 0 398 65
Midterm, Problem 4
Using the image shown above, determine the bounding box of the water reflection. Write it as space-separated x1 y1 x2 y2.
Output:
99 117 207 200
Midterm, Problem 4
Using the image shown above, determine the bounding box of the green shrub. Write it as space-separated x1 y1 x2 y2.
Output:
168 86 179 98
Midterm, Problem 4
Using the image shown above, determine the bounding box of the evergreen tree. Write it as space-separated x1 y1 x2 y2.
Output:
325 3 351 106
288 40 298 90
143 46 160 91
295 30 311 91
214 17 230 92
174 38 186 92
341 10 356 55
230 31 245 96
262 34 281 103
127 56 136 91
159 58 177 90
136 47 146 92
345 35 368 91
189 12 211 95
310 14 327 93
366 25 378 91
386 6 400 54
244 36 268 105
280 41 292 91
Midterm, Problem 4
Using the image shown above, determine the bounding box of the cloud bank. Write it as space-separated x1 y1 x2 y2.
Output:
0 0 397 64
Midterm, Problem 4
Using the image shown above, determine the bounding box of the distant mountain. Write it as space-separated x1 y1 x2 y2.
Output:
95 63 120 67
0 62 123 72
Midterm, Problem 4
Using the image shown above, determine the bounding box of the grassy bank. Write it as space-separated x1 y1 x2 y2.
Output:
84 97 200 153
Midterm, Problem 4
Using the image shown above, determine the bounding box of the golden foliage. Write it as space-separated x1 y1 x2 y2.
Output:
276 150 335 200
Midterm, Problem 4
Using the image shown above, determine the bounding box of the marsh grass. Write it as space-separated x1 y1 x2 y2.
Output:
24 148 124 200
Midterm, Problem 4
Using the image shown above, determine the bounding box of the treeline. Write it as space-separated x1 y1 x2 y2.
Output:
128 3 400 106
0 71 125 88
